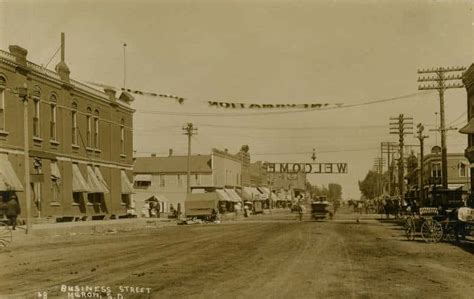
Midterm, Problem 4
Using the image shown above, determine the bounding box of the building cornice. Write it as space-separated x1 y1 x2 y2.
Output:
462 63 474 91
0 49 134 113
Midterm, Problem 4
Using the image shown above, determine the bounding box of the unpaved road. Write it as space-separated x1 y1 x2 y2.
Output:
1 208 473 299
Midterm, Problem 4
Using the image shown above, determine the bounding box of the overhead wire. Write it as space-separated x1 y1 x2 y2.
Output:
43 44 61 69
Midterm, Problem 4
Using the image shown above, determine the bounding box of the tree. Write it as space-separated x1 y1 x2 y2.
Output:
358 170 387 199
306 181 341 201
328 183 342 201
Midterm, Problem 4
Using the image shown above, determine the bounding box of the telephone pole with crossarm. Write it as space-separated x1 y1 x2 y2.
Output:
417 66 466 188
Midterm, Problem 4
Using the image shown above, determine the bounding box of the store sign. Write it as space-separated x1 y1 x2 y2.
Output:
30 173 44 183
265 163 348 174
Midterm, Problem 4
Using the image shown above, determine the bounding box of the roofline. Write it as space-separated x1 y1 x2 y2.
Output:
0 48 134 113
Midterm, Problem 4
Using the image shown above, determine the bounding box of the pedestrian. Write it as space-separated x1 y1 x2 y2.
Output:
6 195 21 230
298 203 305 221
244 204 249 217
147 201 153 218
156 201 161 218
169 204 176 218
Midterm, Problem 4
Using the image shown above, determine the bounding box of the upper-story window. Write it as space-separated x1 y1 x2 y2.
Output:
93 109 99 149
160 175 165 187
431 162 441 178
194 174 200 186
177 174 182 187
86 107 92 147
120 118 125 155
50 94 57 141
0 76 6 131
32 86 41 138
71 102 78 146
459 162 469 177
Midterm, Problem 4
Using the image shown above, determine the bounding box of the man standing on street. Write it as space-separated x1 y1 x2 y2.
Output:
6 195 21 230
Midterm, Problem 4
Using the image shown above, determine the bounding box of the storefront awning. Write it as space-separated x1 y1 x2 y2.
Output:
216 189 235 202
121 170 134 194
256 187 269 200
243 187 262 201
225 188 242 202
459 118 474 134
72 164 89 192
134 174 152 182
95 167 109 190
0 154 23 191
448 183 465 190
87 165 109 194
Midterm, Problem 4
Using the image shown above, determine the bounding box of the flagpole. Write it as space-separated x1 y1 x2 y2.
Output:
123 43 127 88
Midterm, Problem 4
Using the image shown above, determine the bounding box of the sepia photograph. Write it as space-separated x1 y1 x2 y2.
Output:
0 0 473 298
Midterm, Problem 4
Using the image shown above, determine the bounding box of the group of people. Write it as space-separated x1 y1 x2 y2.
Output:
0 195 21 230
144 200 161 218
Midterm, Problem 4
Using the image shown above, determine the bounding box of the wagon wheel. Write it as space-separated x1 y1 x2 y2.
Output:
0 222 12 248
421 219 443 243
404 217 415 241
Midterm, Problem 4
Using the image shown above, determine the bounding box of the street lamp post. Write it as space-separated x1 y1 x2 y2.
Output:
18 85 32 234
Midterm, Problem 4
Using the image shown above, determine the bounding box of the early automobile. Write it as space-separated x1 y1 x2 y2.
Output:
311 199 333 220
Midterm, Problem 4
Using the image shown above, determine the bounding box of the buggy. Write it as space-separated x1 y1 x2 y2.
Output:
404 187 473 243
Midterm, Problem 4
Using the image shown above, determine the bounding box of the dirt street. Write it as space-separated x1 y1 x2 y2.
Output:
1 208 473 299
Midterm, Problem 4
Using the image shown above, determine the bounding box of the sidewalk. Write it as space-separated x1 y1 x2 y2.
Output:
10 217 177 239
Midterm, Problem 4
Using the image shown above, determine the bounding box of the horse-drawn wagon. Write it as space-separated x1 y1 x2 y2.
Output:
404 188 473 243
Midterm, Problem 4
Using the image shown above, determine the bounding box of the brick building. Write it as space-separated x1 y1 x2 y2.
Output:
460 63 474 192
0 34 135 221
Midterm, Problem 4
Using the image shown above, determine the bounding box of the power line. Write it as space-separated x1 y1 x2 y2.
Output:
134 147 379 157
197 123 388 130
43 44 61 69
447 111 467 126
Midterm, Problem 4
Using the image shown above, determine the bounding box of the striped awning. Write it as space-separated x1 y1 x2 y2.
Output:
225 188 242 202
459 118 474 134
72 164 89 192
121 170 134 194
216 189 234 202
0 154 23 191
134 174 152 182
87 165 109 194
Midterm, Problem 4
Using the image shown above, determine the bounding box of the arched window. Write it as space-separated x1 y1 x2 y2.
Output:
50 94 57 141
0 76 6 131
120 118 125 155
32 86 41 138
93 109 99 149
71 102 78 146
86 107 92 147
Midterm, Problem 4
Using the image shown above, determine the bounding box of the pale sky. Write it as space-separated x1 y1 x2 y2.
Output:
1 0 472 199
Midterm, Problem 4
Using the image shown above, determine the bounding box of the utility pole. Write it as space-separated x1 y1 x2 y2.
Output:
381 142 398 195
390 114 414 202
373 157 385 197
380 141 398 195
17 84 32 234
182 123 198 194
418 66 466 188
415 123 429 204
